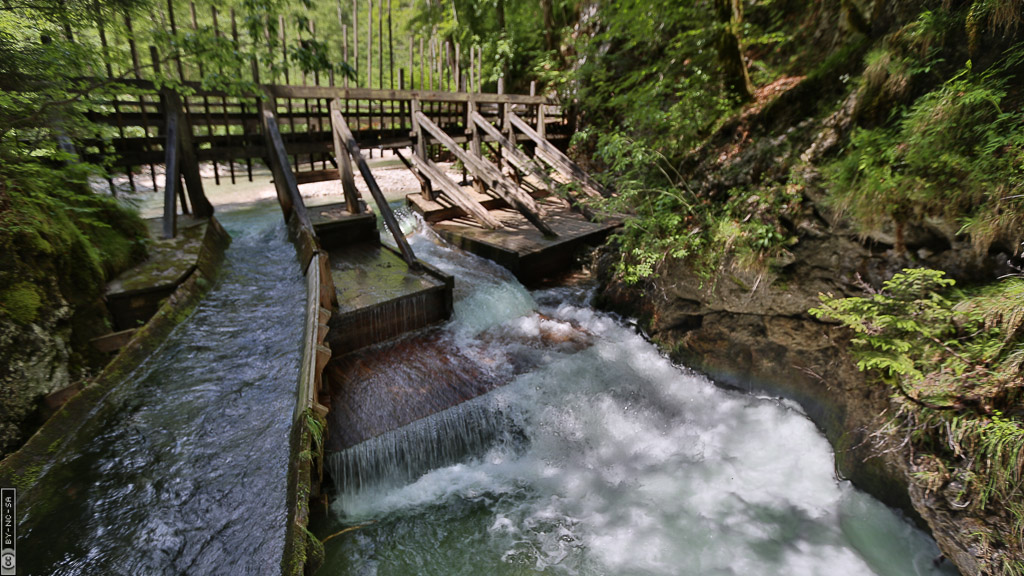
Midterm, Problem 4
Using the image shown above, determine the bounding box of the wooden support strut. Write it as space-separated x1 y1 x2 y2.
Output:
329 99 364 214
507 112 605 199
329 101 420 269
407 152 504 230
471 110 552 189
259 94 313 234
162 100 180 239
413 109 557 237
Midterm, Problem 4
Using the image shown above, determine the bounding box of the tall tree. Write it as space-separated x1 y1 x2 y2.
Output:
713 0 754 102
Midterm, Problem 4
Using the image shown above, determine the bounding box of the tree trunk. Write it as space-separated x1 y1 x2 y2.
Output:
541 0 554 52
497 0 509 82
713 0 754 102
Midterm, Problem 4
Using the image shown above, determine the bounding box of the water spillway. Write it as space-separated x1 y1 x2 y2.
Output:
316 218 960 576
15 205 305 575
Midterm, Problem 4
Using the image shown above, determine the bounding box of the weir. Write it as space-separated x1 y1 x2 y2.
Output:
311 232 960 576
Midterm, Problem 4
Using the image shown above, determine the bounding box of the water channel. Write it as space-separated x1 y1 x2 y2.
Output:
17 205 305 575
15 199 960 575
315 212 959 576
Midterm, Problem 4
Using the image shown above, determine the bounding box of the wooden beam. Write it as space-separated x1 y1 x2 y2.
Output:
330 102 419 268
162 101 179 239
508 112 604 199
329 99 364 213
167 91 214 217
265 84 547 104
260 96 313 233
471 110 552 189
415 110 557 237
408 154 503 230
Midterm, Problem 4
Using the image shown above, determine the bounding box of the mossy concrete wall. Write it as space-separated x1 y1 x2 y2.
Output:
0 218 230 494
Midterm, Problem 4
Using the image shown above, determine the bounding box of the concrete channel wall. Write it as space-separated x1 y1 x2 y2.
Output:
280 213 334 576
0 218 231 495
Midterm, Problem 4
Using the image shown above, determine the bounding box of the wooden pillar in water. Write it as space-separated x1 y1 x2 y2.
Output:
163 103 179 239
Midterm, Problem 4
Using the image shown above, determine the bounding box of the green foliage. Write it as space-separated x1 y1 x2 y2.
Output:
811 269 958 390
825 48 1024 253
593 127 802 283
813 269 1024 560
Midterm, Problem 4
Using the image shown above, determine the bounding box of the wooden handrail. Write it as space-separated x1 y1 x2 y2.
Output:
260 97 314 233
330 101 420 269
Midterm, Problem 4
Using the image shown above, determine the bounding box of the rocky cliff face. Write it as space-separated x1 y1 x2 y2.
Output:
595 217 1018 574
0 296 73 454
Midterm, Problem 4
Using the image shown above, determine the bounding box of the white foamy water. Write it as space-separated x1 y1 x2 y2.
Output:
321 216 957 576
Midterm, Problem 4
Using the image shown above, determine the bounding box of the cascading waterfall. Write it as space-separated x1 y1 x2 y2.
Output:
316 211 960 576
326 397 520 500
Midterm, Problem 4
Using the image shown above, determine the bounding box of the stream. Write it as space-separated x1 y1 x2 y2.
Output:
13 200 960 576
16 204 305 575
314 213 960 576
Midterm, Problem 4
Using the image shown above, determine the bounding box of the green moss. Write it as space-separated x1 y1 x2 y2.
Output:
0 282 42 324
11 464 43 491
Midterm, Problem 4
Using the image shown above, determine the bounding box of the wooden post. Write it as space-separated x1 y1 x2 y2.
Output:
149 45 162 192
329 99 363 214
469 46 475 93
167 91 214 217
467 100 484 196
331 107 419 269
537 102 546 140
410 98 431 200
419 37 424 90
399 68 406 131
163 102 179 239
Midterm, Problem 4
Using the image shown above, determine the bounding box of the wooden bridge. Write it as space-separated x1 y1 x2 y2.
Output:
87 73 616 280
44 0 616 289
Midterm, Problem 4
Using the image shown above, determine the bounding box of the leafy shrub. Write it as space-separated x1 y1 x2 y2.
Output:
812 268 1024 568
825 51 1024 253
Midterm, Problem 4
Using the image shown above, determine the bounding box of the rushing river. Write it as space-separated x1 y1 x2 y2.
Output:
315 213 959 576
17 204 305 575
